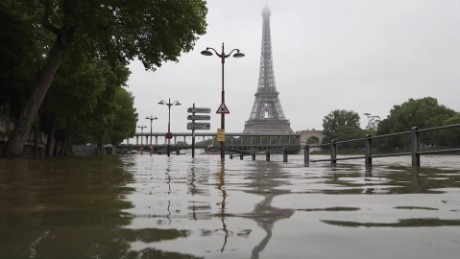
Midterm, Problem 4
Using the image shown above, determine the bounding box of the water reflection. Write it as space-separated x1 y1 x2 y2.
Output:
243 161 294 259
166 161 172 224
322 218 460 227
0 157 198 259
217 161 229 253
187 160 211 221
3 155 460 258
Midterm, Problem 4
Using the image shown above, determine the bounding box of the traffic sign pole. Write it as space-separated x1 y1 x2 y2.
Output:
188 104 211 158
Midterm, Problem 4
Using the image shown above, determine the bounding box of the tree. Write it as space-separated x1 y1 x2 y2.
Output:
432 113 460 148
0 3 45 117
106 88 137 145
376 97 456 149
363 113 381 135
322 109 364 148
2 0 207 157
39 48 134 155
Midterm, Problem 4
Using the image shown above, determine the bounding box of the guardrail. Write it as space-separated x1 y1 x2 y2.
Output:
230 124 460 167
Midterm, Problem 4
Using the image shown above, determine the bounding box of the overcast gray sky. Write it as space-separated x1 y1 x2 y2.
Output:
127 0 460 135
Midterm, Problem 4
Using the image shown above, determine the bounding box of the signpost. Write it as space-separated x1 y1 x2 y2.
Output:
187 107 211 113
187 122 210 130
217 128 225 142
188 103 211 158
216 103 230 114
187 115 211 121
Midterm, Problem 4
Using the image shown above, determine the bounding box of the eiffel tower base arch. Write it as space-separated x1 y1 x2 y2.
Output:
243 119 293 134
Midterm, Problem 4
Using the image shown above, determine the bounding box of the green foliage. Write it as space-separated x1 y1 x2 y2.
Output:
433 113 460 148
378 97 455 132
363 113 381 135
1 0 207 156
48 0 208 70
106 88 138 145
0 2 47 115
376 97 456 150
38 45 136 147
322 109 364 148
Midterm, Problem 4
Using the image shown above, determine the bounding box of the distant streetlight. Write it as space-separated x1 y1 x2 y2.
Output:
159 98 181 157
137 125 147 155
145 115 158 155
201 42 245 159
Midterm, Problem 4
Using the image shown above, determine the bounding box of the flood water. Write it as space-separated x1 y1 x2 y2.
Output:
1 154 459 259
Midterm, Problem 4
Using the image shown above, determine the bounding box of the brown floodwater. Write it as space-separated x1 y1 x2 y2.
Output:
0 154 459 258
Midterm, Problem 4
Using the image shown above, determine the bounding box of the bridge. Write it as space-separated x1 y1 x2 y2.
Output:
120 132 311 153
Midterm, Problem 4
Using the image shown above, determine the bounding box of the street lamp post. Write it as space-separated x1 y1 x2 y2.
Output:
137 125 147 155
145 115 158 155
201 42 245 159
159 98 181 157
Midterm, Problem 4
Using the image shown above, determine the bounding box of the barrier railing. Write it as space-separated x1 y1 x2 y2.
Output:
230 124 460 167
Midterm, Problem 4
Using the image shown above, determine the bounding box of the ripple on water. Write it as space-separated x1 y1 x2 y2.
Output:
1 154 459 259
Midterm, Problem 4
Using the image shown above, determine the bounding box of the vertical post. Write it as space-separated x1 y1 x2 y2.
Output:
411 126 420 166
364 134 372 167
304 145 310 166
192 103 196 158
283 148 288 162
167 98 171 157
266 150 270 162
331 140 337 165
138 126 146 155
220 43 225 160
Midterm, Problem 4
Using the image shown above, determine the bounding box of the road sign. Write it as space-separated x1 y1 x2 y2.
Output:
187 115 211 120
217 128 225 142
165 132 173 139
216 103 230 114
187 122 211 130
187 107 211 113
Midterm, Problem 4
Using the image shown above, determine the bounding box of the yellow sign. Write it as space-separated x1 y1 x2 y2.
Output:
217 129 225 142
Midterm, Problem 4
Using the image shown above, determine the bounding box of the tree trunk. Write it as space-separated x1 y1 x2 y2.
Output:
2 38 66 157
62 133 74 156
46 123 56 157
33 126 39 157
60 137 69 156
53 140 61 156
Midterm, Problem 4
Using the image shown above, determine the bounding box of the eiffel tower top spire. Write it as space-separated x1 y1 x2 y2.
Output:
262 5 271 18
258 5 278 95
243 6 293 134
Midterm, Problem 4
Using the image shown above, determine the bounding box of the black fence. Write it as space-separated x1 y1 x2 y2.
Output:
231 124 460 167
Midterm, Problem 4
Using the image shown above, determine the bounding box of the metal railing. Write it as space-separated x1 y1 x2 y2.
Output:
230 124 460 167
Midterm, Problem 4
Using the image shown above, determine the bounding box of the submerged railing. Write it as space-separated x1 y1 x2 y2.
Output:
231 124 460 167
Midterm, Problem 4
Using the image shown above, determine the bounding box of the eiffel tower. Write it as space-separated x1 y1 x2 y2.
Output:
243 6 293 134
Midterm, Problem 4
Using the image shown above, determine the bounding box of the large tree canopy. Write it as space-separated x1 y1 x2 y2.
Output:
322 109 364 148
377 97 455 133
39 47 135 155
376 97 457 149
1 0 207 157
